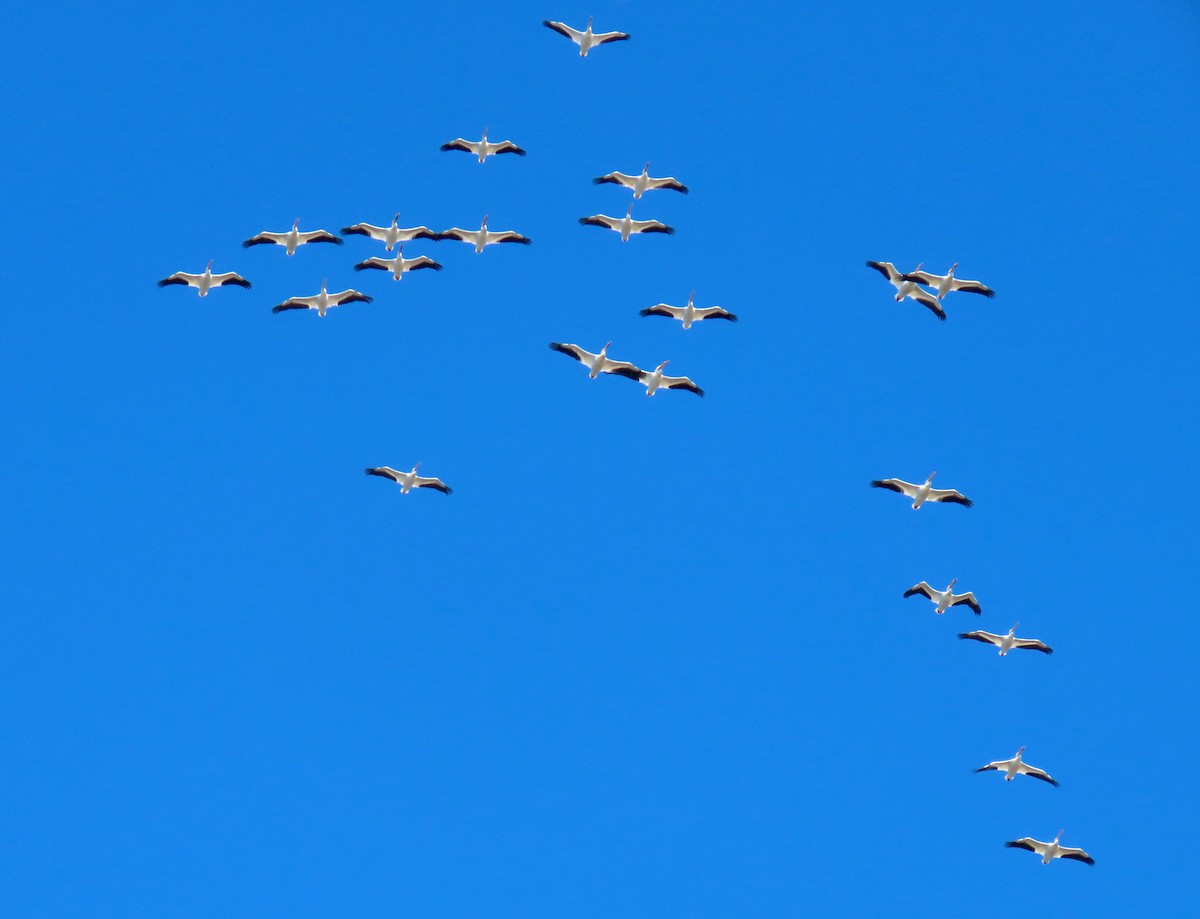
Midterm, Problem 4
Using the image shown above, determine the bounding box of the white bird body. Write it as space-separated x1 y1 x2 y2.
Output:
975 747 1059 785
902 262 995 300
272 278 372 317
903 578 981 614
440 215 531 253
865 261 946 320
640 291 737 329
543 17 630 56
243 219 342 255
1006 830 1094 865
593 163 688 198
958 622 1053 656
440 129 526 163
353 246 442 281
158 260 250 297
365 464 452 495
341 214 439 251
870 472 973 509
579 203 674 242
634 361 704 397
549 341 642 381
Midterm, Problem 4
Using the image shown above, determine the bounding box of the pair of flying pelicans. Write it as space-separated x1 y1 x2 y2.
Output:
867 260 995 321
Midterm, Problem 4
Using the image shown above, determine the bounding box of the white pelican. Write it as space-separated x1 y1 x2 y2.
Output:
542 17 629 56
440 129 526 163
865 260 946 320
631 361 704 397
271 279 372 317
869 472 973 509
549 341 642 381
353 246 442 281
243 219 342 255
341 214 440 251
157 260 250 297
579 204 674 241
365 464 452 495
593 163 688 198
639 291 737 329
958 623 1053 656
974 747 1059 786
439 215 531 253
903 579 981 615
1005 831 1094 866
902 263 995 300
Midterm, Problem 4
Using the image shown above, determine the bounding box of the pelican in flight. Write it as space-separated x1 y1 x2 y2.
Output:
543 17 630 56
631 361 704 397
869 473 973 509
243 219 342 255
903 579 981 615
639 291 737 329
579 203 674 241
157 260 250 297
593 163 688 198
549 341 642 381
271 279 372 317
1005 831 1094 866
353 246 442 281
365 464 452 495
958 623 1053 656
440 129 526 163
439 215 531 253
341 214 440 251
902 263 995 300
974 747 1059 786
865 260 946 320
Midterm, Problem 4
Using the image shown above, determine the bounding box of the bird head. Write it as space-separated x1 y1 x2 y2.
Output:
948 577 958 588
1016 745 1025 757
293 218 300 229
688 290 696 304
482 213 489 227
926 471 937 483
656 360 670 372
392 212 400 224
949 262 959 275
601 340 612 354
626 202 635 216
643 161 651 174
206 258 214 270
1011 621 1020 634
321 277 328 291
1055 829 1064 843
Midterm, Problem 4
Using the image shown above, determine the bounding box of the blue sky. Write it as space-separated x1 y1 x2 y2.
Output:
3 1 1199 915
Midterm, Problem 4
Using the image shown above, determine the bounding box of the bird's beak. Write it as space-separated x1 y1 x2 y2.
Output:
294 218 300 228
949 578 957 586
603 340 612 351
928 471 937 481
658 360 669 370
207 259 214 269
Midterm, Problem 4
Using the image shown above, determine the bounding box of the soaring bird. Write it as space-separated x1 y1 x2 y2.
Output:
974 747 1059 786
365 464 452 495
1005 831 1094 866
543 17 629 56
341 214 440 251
353 246 442 281
901 263 995 300
438 215 531 253
579 204 674 242
865 260 946 320
958 623 1053 656
630 361 704 397
158 260 250 297
639 291 737 329
869 472 973 509
903 579 981 615
440 129 526 163
243 219 342 255
271 279 372 317
549 341 642 381
593 163 688 198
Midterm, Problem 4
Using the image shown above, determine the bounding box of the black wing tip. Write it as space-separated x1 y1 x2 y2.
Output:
675 185 690 194
241 239 255 248
156 277 183 287
438 143 457 152
578 217 594 225
224 278 252 288
902 588 919 598
693 387 706 398
956 632 973 640
270 304 290 314
1003 841 1030 850
637 308 656 317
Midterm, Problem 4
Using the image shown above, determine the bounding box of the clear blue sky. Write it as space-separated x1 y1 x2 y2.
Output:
3 1 1199 915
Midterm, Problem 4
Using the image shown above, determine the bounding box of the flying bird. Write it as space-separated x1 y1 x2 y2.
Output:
974 747 1059 786
958 623 1053 656
365 464 452 495
630 361 704 397
341 214 440 251
354 246 442 281
543 17 629 56
903 579 981 615
440 129 526 163
439 215 531 253
157 260 250 297
1005 831 1094 866
243 219 342 255
869 472 973 509
901 263 995 300
549 341 642 381
271 279 372 317
579 203 674 242
593 163 688 198
865 260 946 320
639 291 737 329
